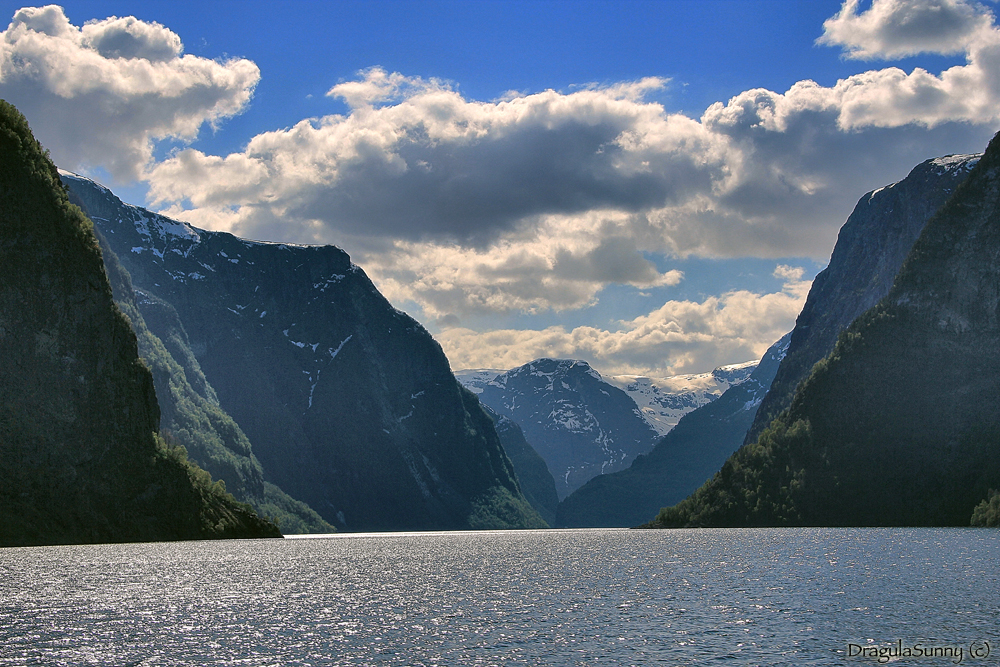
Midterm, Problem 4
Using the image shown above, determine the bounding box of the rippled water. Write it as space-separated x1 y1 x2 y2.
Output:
0 528 997 666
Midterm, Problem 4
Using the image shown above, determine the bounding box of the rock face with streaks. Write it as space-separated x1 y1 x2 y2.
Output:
65 174 544 532
745 153 981 444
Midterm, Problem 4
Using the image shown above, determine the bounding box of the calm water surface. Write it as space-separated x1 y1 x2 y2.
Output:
0 528 997 666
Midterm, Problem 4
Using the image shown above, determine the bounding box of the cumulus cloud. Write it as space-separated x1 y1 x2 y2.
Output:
146 7 1000 275
0 5 259 181
437 265 811 375
360 211 685 319
144 37 997 316
818 0 995 60
147 69 723 247
7 3 1000 373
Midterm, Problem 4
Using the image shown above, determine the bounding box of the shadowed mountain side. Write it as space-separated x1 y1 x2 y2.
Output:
65 174 544 532
95 229 334 534
481 404 559 526
651 133 1000 528
745 153 980 445
0 100 279 546
556 334 789 527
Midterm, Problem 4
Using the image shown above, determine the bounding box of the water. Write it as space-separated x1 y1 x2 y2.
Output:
0 528 997 666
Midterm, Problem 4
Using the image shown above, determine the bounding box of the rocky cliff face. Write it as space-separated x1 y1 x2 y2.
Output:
64 174 543 532
746 154 980 443
0 101 279 546
653 134 1000 528
95 228 333 534
556 334 788 527
476 359 659 499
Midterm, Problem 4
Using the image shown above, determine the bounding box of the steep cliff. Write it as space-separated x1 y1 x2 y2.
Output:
0 101 280 546
745 154 979 444
652 134 1000 528
64 174 543 532
480 404 559 526
96 228 333 534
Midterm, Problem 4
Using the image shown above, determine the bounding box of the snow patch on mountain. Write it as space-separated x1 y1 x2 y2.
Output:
453 369 506 394
599 360 758 435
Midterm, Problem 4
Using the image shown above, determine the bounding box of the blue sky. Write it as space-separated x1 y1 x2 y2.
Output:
1 0 996 375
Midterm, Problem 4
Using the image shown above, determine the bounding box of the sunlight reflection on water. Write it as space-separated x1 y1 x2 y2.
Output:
0 528 997 665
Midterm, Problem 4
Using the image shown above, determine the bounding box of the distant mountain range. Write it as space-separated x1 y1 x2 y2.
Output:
458 361 757 437
468 359 660 499
557 335 789 527
604 362 757 435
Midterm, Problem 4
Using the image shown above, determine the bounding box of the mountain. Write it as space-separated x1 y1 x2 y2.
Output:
63 174 544 532
455 369 508 395
95 227 334 535
745 153 980 444
556 334 788 527
604 361 757 435
476 359 659 499
651 133 1000 528
458 362 756 438
0 100 280 546
480 404 560 526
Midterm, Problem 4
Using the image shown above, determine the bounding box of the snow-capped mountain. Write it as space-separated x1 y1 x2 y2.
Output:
475 359 659 499
63 172 544 532
605 361 757 435
557 333 790 527
453 369 507 394
458 361 757 437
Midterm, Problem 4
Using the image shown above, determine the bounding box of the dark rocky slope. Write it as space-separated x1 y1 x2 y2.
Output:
482 404 559 526
0 101 279 546
652 133 1000 528
65 175 543 532
96 229 333 534
745 154 979 444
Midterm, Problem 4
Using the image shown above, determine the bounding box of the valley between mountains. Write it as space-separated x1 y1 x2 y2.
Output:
3 98 999 546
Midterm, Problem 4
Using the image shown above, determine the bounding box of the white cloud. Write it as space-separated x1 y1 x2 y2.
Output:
438 265 811 376
6 3 999 374
147 70 724 247
142 40 996 317
360 210 685 319
0 5 259 181
146 20 1000 280
818 0 995 60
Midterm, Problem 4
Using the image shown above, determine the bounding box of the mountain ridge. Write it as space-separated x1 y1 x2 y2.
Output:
556 334 789 527
651 134 1000 528
64 171 544 532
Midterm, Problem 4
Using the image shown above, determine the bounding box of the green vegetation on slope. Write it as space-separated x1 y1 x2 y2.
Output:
649 134 1000 529
971 490 1000 527
0 99 280 545
96 235 332 534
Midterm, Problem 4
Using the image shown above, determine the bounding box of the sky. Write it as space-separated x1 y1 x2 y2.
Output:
1 0 997 377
